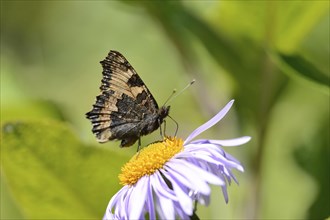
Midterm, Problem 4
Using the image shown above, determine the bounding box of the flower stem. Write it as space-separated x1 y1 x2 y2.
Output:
248 2 278 218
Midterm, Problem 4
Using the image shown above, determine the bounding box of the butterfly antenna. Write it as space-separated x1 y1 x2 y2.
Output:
163 89 177 107
163 79 195 106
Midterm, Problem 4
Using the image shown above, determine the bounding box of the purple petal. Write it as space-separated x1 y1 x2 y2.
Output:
107 186 128 213
152 171 178 201
221 185 229 203
221 150 242 163
128 176 148 219
197 194 210 206
226 168 240 184
181 147 227 165
184 100 234 144
106 185 130 219
168 159 224 186
174 201 190 219
120 187 133 219
103 213 119 220
190 136 251 146
146 177 155 220
165 161 211 194
183 143 223 155
183 144 243 170
158 196 175 219
163 171 193 215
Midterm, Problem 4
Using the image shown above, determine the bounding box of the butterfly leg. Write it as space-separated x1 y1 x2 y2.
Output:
168 115 179 136
137 137 141 152
158 118 164 139
163 120 167 137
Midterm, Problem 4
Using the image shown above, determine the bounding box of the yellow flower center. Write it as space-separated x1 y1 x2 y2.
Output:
119 137 184 186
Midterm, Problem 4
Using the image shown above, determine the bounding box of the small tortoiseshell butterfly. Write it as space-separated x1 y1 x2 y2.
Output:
86 50 170 148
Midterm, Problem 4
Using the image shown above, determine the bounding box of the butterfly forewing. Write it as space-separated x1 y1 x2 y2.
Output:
86 50 169 147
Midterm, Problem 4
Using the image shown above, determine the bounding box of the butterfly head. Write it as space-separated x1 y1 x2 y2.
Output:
159 105 170 121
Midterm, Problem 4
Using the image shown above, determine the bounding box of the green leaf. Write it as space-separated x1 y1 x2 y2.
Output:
0 177 24 219
293 119 330 219
130 1 242 77
1 62 66 123
213 1 329 90
276 53 329 90
215 1 328 53
1 120 130 218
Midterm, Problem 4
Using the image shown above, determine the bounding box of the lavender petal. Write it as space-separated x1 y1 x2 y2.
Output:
190 136 251 146
184 100 234 144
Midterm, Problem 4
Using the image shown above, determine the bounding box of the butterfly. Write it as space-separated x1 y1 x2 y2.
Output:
86 50 170 148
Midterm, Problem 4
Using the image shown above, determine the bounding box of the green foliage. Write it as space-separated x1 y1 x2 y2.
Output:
277 53 329 90
129 1 329 120
1 1 329 219
294 120 330 220
1 120 129 218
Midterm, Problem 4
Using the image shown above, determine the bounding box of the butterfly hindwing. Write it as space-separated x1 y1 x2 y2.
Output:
86 50 170 147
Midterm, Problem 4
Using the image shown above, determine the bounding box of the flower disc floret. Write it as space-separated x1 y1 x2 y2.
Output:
119 137 183 185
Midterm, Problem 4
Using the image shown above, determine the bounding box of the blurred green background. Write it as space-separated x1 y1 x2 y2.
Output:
1 1 329 219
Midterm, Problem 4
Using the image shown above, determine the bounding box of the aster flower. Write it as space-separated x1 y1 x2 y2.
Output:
104 100 250 220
